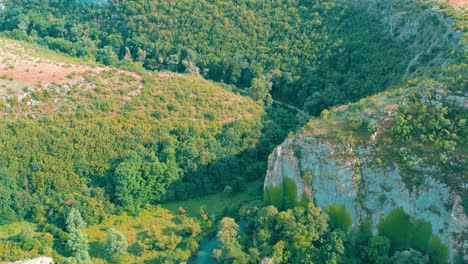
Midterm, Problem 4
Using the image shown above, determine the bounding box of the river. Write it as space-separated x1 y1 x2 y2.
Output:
188 236 219 264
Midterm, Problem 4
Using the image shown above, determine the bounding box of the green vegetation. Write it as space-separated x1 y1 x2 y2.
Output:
263 186 283 209
378 208 413 249
65 208 92 263
164 180 263 217
328 205 352 232
85 206 203 263
0 0 465 263
104 229 128 263
283 178 299 209
0 222 55 260
376 208 447 263
219 203 446 263
0 56 264 224
428 235 449 264
264 177 311 210
0 0 422 115
229 203 344 263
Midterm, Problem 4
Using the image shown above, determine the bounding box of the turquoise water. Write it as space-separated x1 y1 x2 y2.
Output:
189 221 245 264
77 0 108 6
188 237 219 264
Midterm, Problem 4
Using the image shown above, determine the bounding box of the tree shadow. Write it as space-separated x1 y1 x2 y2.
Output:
89 240 107 260
164 105 307 202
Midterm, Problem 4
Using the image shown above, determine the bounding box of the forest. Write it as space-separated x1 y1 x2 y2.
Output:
0 0 466 263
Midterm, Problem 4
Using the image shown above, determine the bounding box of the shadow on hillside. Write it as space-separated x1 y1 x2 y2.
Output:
163 104 308 206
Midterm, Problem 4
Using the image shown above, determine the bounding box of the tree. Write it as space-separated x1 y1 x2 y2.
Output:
368 236 391 263
216 217 249 263
327 205 352 231
428 236 449 264
105 229 128 262
96 45 119 66
0 167 19 224
66 208 86 232
248 75 272 106
391 249 429 264
217 217 239 245
66 208 91 264
377 208 412 249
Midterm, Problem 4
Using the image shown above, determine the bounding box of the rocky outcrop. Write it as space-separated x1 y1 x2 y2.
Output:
350 0 465 78
265 131 466 258
7 257 54 264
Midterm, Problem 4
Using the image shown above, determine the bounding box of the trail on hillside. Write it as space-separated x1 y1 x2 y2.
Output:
272 99 312 119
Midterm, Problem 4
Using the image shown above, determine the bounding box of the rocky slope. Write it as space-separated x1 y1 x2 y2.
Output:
265 80 467 260
265 1 467 260
350 0 465 78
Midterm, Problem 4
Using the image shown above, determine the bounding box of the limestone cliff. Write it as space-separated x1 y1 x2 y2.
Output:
265 82 467 260
350 0 465 78
7 257 54 264
265 2 466 260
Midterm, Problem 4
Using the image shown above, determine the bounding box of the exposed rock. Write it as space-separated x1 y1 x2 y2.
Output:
265 132 466 260
7 257 54 264
264 2 467 255
351 0 465 78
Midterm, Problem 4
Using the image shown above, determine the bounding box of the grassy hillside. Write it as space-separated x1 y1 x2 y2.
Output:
0 36 263 224
0 0 424 115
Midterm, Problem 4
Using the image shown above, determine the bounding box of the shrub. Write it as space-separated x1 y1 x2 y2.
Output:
327 205 352 231
105 229 128 262
377 208 412 249
428 236 448 264
264 186 283 209
347 117 364 130
283 177 298 209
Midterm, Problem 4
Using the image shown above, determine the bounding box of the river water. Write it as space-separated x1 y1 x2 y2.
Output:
188 236 219 264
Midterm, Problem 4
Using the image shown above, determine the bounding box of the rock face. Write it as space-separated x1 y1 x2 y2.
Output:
8 257 54 264
350 0 465 78
265 134 466 244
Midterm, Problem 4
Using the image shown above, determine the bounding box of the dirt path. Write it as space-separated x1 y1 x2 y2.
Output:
272 99 311 119
450 0 467 7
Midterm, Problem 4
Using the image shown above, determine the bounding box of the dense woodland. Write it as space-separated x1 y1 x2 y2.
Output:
0 0 416 113
0 0 466 263
214 204 450 264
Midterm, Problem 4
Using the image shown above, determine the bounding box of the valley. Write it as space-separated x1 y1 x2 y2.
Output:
0 0 466 263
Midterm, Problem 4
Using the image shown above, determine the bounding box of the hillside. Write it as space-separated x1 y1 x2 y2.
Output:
0 36 264 261
263 1 467 262
0 0 466 264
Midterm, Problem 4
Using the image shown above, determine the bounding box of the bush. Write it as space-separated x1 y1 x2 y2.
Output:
105 229 128 262
327 205 352 231
264 186 283 209
283 177 298 209
428 236 448 264
378 208 412 249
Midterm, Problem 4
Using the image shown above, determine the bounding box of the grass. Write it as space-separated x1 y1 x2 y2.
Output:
83 180 263 263
0 221 37 239
0 37 97 66
0 180 262 263
164 179 263 217
86 206 193 264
